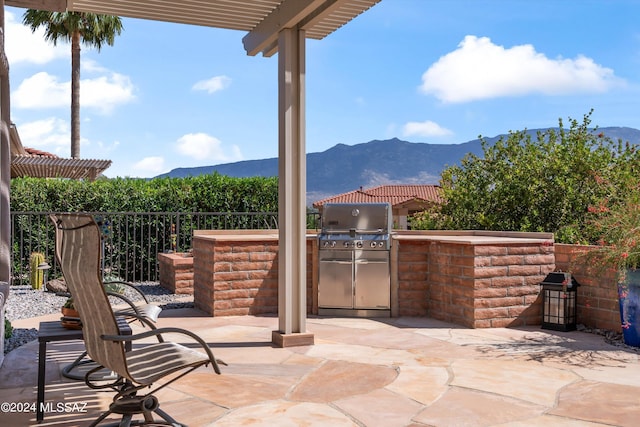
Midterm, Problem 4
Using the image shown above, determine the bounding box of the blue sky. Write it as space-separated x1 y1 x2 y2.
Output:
6 0 640 178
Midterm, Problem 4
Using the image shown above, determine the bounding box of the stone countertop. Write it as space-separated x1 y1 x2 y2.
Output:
392 232 552 245
191 230 552 245
193 230 318 242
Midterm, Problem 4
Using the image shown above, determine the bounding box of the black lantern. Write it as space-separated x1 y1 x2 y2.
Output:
541 272 579 331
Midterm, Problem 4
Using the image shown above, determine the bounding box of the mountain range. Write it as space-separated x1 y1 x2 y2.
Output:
156 127 640 204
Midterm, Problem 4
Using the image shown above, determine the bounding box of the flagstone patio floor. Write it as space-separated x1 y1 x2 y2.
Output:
1 308 639 426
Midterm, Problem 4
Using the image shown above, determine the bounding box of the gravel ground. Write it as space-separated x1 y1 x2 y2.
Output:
3 283 193 354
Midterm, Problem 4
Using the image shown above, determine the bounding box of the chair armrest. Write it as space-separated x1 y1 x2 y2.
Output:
106 291 143 314
101 327 226 374
112 308 162 339
104 280 151 303
57 282 152 306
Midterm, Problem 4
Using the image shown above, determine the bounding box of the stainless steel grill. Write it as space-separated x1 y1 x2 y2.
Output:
317 203 392 317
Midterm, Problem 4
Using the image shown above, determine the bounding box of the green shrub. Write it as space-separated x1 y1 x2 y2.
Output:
4 317 12 339
10 173 279 213
104 281 126 294
427 111 640 243
10 173 280 282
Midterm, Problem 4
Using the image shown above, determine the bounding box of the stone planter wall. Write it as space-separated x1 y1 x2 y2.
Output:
554 244 620 332
158 252 194 295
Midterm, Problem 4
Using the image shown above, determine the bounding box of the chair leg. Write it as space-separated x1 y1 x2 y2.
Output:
119 414 133 427
89 407 117 426
87 394 185 427
152 406 183 426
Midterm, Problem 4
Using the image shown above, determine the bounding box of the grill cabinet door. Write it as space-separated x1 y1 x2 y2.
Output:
318 251 353 308
354 250 390 309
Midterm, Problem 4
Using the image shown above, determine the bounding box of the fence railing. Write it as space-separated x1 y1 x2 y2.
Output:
11 211 321 285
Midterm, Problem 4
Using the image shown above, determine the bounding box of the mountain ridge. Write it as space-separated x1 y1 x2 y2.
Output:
156 127 640 203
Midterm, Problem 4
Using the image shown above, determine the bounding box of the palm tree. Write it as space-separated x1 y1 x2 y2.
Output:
23 11 123 159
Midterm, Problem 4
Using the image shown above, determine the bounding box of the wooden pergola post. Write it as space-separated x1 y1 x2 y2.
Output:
272 27 314 347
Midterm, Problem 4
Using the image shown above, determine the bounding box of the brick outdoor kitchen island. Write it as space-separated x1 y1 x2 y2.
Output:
191 230 555 328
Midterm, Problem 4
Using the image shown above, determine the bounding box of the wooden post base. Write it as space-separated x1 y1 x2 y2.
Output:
271 330 314 348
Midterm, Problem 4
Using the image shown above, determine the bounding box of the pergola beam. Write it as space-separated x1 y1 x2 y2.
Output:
5 0 67 12
299 0 347 31
243 0 326 57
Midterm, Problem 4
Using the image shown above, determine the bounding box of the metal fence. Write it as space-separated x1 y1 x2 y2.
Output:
11 211 321 285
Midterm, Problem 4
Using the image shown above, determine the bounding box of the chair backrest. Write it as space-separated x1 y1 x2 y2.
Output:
50 214 132 381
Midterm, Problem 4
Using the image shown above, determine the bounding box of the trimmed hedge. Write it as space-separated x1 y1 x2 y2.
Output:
11 173 279 213
10 174 279 283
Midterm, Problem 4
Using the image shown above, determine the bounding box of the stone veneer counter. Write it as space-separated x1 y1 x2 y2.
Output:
192 231 317 317
391 231 554 327
192 230 555 328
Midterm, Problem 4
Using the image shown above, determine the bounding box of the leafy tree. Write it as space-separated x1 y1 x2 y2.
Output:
420 111 640 243
22 10 123 158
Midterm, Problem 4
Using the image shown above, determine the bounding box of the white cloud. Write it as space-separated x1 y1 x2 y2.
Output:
402 120 453 137
17 117 69 150
176 132 243 162
420 35 624 103
192 75 231 94
12 71 135 113
5 11 68 65
81 73 136 113
16 117 109 158
133 156 165 174
12 72 67 109
82 58 109 73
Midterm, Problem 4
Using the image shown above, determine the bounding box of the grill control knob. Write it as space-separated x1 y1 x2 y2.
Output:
356 241 363 248
343 241 350 248
330 241 336 248
370 241 376 248
323 241 329 248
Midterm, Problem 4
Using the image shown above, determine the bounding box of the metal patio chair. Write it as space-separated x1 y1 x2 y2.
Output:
51 213 224 426
53 216 163 380
52 215 162 329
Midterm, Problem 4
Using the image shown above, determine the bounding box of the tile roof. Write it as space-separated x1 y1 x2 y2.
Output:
23 147 59 158
313 184 443 208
